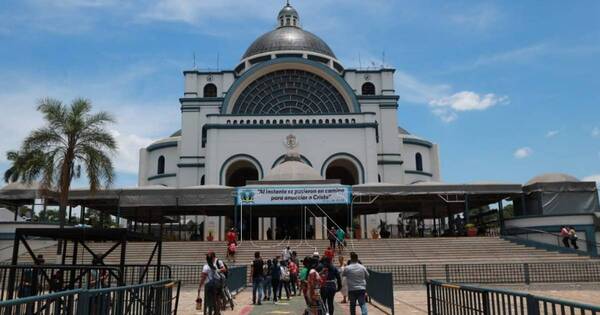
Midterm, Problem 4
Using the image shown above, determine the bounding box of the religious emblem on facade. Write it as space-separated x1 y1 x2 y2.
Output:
285 134 298 150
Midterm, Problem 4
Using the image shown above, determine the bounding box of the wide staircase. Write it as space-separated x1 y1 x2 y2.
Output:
18 237 594 281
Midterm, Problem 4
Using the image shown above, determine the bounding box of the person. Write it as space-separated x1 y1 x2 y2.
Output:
342 252 369 315
270 258 281 303
250 251 264 305
282 246 292 262
324 246 335 261
288 258 298 296
226 227 237 245
263 259 273 301
328 226 337 249
307 224 314 240
305 256 323 315
338 256 348 304
197 251 227 315
319 256 342 315
397 214 403 238
267 227 273 240
19 255 44 299
299 257 310 301
569 226 579 249
226 241 237 263
50 270 64 292
336 226 346 252
560 226 570 248
278 260 292 300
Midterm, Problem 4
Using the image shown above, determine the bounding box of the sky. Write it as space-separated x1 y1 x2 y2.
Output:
0 0 599 188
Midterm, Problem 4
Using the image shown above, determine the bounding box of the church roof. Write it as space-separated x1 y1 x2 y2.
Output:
526 173 579 186
263 150 323 181
242 2 336 59
243 27 336 60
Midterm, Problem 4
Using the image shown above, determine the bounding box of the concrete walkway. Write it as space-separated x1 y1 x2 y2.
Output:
178 286 390 315
178 283 600 314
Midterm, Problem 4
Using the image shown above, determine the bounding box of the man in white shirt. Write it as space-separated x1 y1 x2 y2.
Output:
342 252 369 315
282 246 291 262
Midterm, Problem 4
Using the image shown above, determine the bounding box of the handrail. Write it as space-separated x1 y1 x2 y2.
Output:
0 288 83 306
83 279 176 294
505 226 600 248
428 280 600 312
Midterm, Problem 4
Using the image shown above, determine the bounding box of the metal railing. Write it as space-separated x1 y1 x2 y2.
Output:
367 264 427 285
362 261 600 285
167 264 203 285
0 265 121 301
445 262 600 284
0 264 172 302
366 268 395 315
427 280 600 315
0 279 181 315
168 264 247 290
504 227 600 252
119 264 172 285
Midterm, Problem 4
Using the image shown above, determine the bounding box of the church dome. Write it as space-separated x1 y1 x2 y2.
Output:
526 173 579 186
242 2 336 60
263 150 323 181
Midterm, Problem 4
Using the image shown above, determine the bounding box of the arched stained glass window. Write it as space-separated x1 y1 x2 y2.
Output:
232 69 349 114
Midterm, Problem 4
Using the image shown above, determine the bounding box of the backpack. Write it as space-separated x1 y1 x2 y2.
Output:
216 259 229 279
281 266 290 282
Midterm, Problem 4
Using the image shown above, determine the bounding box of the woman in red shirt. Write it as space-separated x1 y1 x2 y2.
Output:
288 259 299 295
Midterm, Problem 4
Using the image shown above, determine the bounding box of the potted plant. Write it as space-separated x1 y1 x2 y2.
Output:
466 224 477 237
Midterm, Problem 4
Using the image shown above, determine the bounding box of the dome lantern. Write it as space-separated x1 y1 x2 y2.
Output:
278 1 300 28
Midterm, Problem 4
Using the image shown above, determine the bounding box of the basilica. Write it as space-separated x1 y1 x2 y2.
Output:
138 2 441 189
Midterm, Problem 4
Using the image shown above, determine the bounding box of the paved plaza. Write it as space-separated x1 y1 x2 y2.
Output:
178 284 600 315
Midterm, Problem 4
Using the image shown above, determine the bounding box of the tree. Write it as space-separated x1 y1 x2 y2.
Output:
4 98 117 252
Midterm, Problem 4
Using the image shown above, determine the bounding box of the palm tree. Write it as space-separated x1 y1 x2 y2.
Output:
3 150 46 183
4 98 117 241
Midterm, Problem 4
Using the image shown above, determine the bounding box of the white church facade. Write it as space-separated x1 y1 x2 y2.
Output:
138 2 441 190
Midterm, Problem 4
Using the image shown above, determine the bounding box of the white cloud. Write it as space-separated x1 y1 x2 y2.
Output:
109 130 153 174
431 108 458 123
513 147 533 159
394 70 451 104
448 4 500 31
546 130 560 138
582 174 600 186
473 44 548 68
139 0 277 25
389 70 507 122
591 127 600 137
429 91 507 111
426 91 508 123
48 0 120 8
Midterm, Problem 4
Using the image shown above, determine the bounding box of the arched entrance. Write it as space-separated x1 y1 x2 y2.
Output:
324 158 360 185
223 158 261 240
225 160 259 187
322 155 362 233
